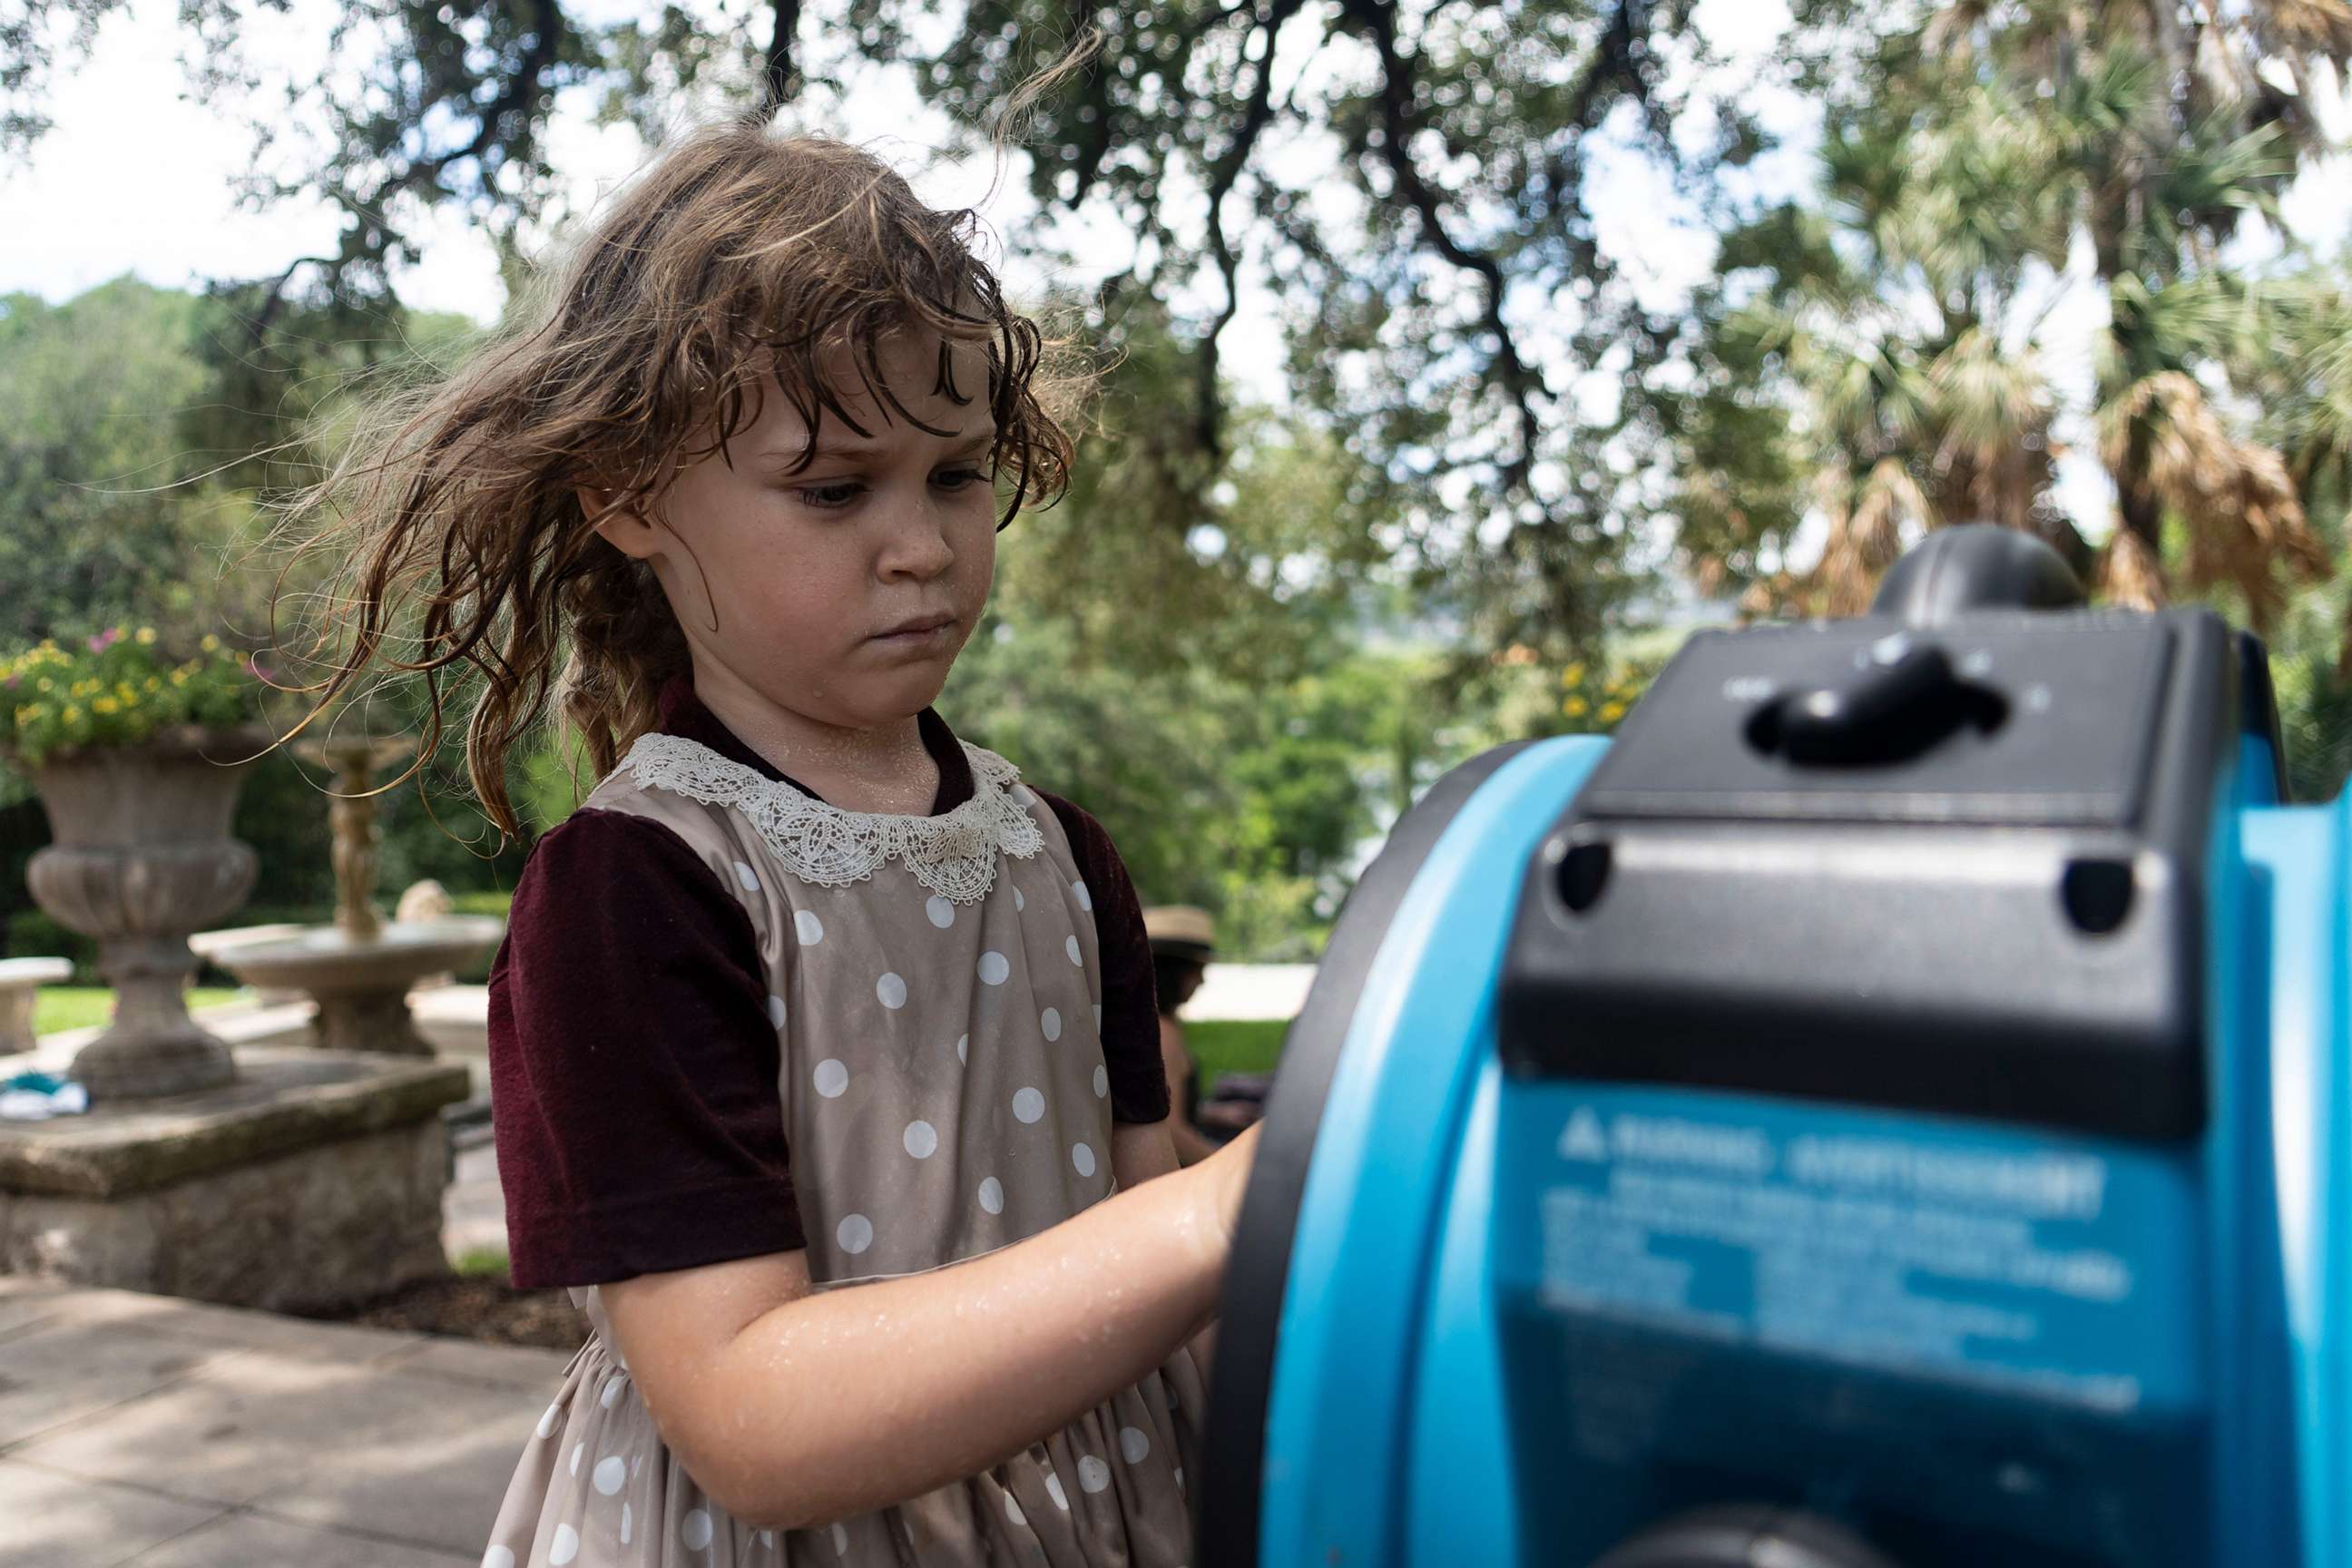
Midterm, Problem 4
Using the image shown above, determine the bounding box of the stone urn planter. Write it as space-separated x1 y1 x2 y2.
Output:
20 725 272 1099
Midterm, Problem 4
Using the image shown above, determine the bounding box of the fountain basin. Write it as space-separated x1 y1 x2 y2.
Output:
214 916 505 1055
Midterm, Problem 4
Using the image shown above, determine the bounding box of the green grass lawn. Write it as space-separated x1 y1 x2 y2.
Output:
34 987 240 1036
1187 1017 1290 1087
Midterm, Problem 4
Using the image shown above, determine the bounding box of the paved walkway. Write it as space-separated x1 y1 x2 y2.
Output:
0 1277 568 1566
0 966 1306 1564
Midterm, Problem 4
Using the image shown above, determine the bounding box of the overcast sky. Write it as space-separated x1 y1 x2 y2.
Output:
4 0 2346 546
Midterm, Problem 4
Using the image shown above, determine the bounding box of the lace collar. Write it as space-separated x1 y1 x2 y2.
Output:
613 732 1044 904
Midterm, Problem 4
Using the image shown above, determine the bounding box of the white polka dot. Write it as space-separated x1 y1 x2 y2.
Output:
551 1523 581 1564
904 1120 938 1158
569 1441 583 1476
877 971 907 1009
956 1033 968 1064
599 1373 626 1408
1005 1492 1027 1527
484 1550 515 1568
1073 1142 1097 1178
1093 1065 1109 1098
1073 879 1093 911
795 908 825 946
733 862 760 893
814 1058 849 1098
1046 1473 1070 1511
1175 1466 1185 1491
978 1176 1004 1213
978 950 1010 985
1042 1007 1063 1042
621 1504 633 1545
593 1455 625 1495
1120 1425 1152 1464
1067 935 1083 966
838 1213 875 1254
926 895 956 928
1079 1455 1112 1493
1015 886 1027 911
767 994 788 1030
681 1508 714 1551
831 1522 848 1555
534 1402 560 1440
1013 1087 1045 1123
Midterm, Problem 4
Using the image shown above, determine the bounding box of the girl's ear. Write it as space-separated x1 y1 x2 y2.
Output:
580 487 664 562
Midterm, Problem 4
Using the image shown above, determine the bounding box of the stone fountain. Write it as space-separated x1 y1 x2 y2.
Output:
0 731 481 1308
212 736 504 1055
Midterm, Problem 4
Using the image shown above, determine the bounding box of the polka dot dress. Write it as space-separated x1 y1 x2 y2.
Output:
480 738 1204 1566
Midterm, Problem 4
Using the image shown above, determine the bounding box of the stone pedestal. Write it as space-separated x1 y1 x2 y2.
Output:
0 1047 470 1311
23 727 271 1100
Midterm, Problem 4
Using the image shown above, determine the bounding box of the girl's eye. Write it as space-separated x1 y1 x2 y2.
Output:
793 481 865 509
934 468 987 492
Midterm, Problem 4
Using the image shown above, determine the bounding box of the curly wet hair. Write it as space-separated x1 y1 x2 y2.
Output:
280 122 1081 838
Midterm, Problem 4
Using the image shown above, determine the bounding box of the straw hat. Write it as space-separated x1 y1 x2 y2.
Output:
1143 905 1217 964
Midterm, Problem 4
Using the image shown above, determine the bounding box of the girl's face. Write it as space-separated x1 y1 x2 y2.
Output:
599 328 1000 732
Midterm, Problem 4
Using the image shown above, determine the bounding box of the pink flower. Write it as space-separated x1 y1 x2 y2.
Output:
86 634 107 652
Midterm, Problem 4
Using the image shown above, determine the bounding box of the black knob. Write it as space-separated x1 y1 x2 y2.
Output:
1871 524 2084 628
1591 1506 1903 1568
1747 634 2003 766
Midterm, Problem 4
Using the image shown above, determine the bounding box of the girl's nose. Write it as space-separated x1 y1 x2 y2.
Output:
877 498 956 582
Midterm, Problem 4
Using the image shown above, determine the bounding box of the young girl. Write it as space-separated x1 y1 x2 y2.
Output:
296 122 1258 1567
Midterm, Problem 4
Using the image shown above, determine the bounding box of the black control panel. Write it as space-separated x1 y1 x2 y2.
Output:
1497 527 2265 1142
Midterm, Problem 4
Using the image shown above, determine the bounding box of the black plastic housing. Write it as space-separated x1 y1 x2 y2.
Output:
1497 606 2249 1143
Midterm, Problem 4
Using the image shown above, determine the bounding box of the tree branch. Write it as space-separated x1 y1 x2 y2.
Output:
414 0 564 184
758 0 802 115
1342 0 1544 494
1197 0 1308 457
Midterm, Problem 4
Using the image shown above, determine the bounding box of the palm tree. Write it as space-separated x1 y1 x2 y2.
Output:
1676 4 2349 632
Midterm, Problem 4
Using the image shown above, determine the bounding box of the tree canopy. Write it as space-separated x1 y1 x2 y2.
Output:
5 0 2351 961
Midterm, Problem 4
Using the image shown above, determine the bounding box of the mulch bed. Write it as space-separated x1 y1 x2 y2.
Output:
298 1272 588 1352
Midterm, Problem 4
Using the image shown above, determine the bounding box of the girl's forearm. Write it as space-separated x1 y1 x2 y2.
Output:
676 1151 1234 1528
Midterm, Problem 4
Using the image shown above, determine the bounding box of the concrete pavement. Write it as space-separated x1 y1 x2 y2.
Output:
0 1277 568 1565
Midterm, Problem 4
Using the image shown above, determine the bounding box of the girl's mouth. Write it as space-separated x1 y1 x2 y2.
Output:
868 612 957 650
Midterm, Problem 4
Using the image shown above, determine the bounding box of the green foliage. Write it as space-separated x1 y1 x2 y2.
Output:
1186 1019 1290 1087
1 630 260 764
450 1247 514 1279
0 280 266 649
32 987 240 1038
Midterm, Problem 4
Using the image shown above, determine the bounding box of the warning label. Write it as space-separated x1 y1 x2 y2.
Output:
1536 1102 2162 1412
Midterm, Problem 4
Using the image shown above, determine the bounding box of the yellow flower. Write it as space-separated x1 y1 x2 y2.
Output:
201 633 220 652
62 705 81 723
93 697 119 716
35 677 52 692
135 627 156 645
1561 662 1587 688
144 676 162 693
1563 695 1590 719
1601 701 1626 723
171 671 190 686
